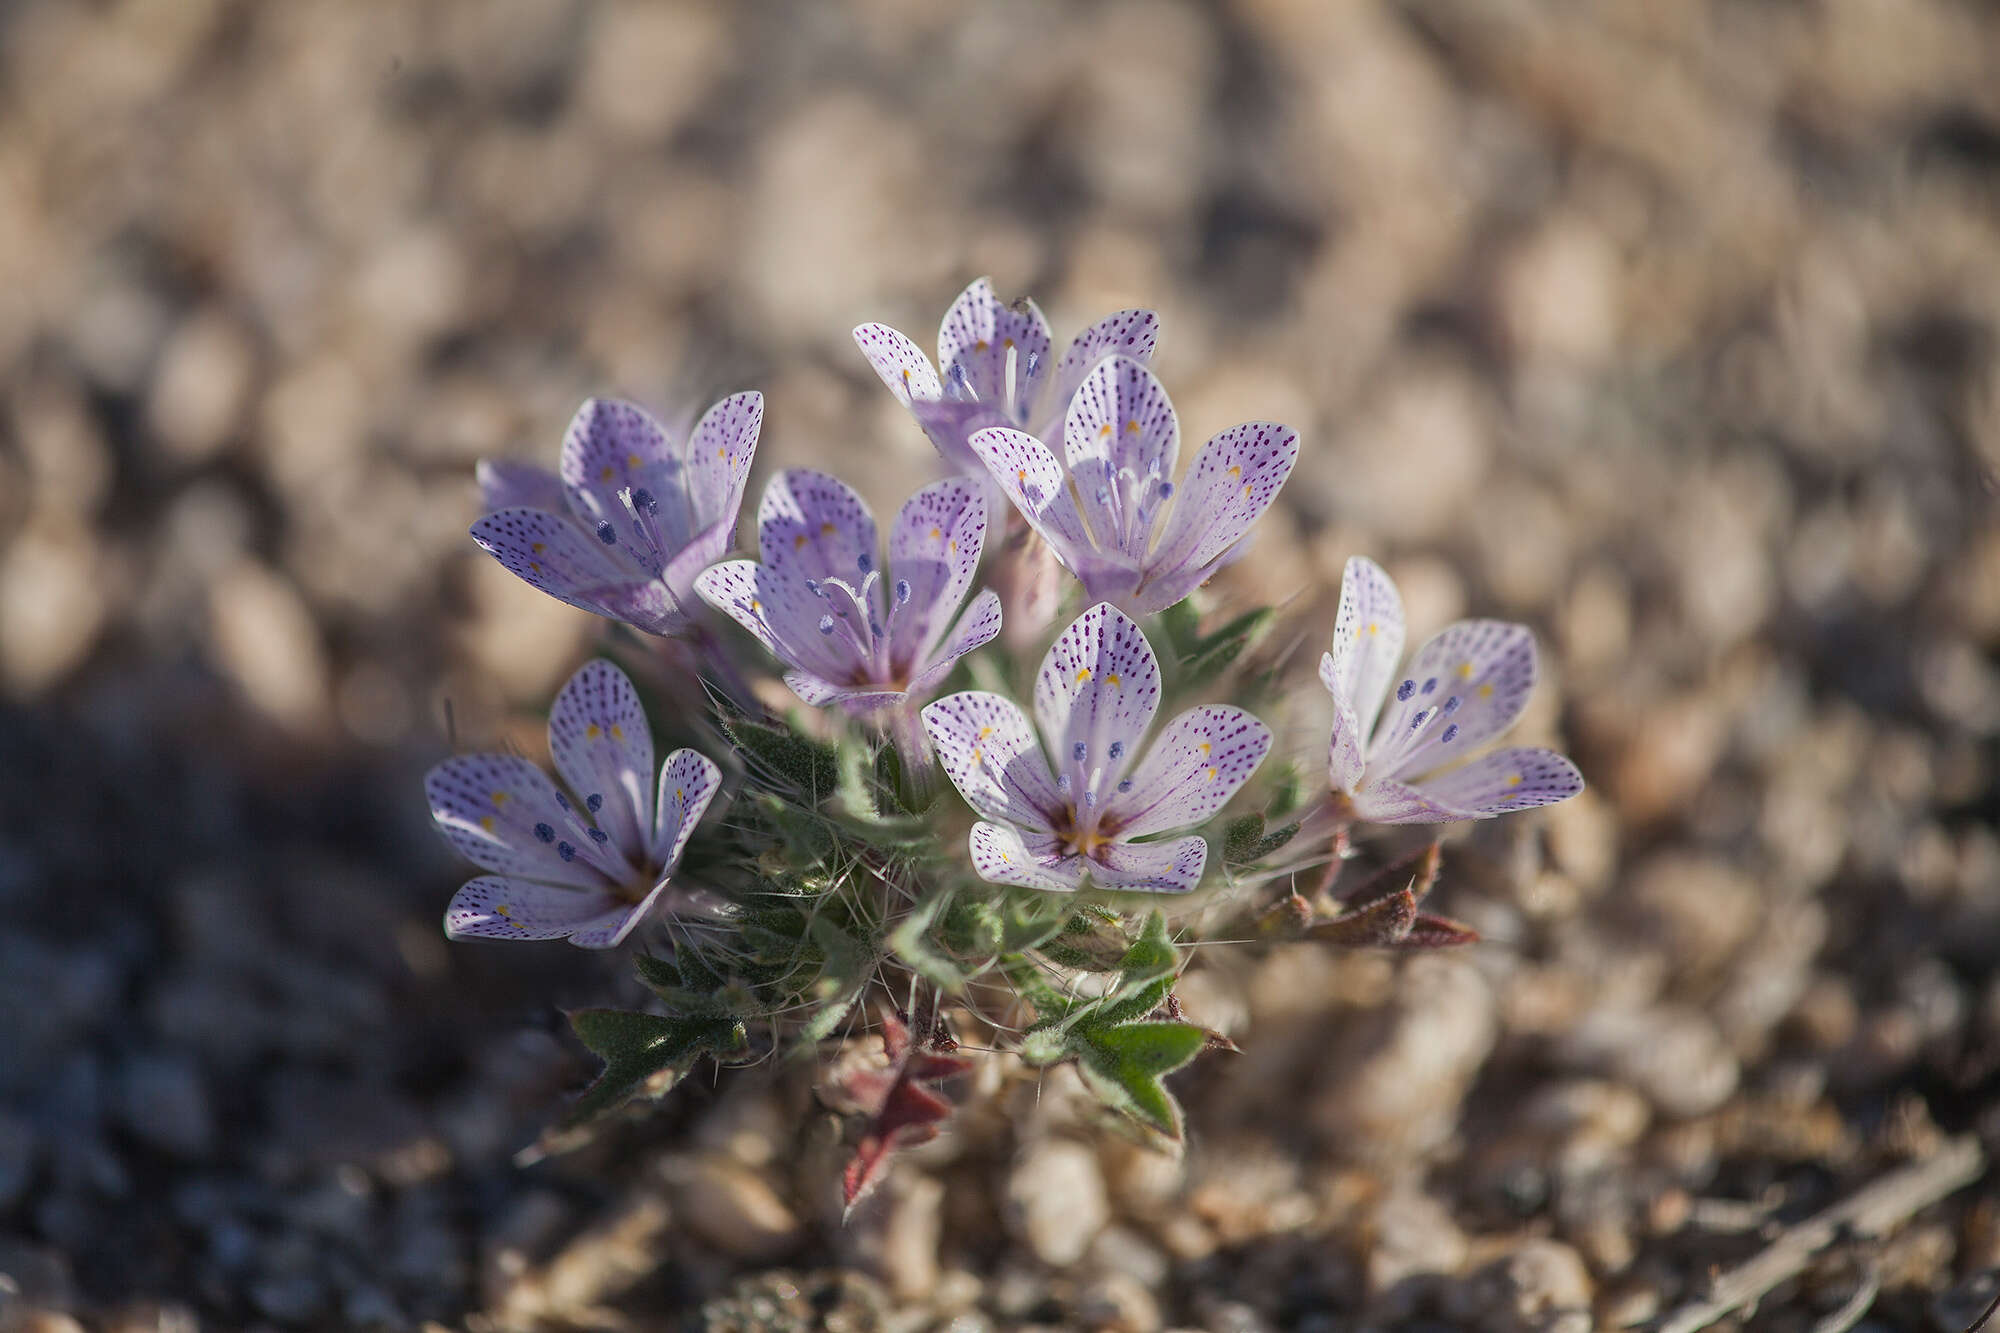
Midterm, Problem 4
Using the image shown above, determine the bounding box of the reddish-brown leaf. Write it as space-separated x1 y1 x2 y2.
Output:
835 1013 975 1217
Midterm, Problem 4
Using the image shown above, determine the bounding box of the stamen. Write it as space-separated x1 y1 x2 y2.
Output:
1441 724 1459 744
895 579 911 605
856 552 872 574
588 828 609 843
1396 679 1416 701
818 615 836 635
1421 677 1438 695
596 521 617 545
1072 741 1087 762
534 822 555 843
1442 695 1462 715
586 793 603 813
804 578 823 597
631 488 656 514
557 841 576 862
1108 741 1124 759
1117 778 1133 793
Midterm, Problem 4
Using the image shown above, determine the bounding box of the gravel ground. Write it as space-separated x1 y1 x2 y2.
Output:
1 1 1997 1330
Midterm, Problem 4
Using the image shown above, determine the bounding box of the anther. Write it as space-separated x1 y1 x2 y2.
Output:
632 488 656 513
1396 679 1415 701
1117 778 1133 793
557 841 577 862
1108 741 1124 759
818 615 836 635
1441 724 1460 744
895 579 911 604
1410 709 1429 730
596 522 617 545
1421 677 1438 695
534 822 555 843
804 578 822 597
856 553 872 574
588 827 609 843
1072 741 1087 761
586 793 603 812
1158 481 1174 499
1058 773 1073 792
1443 695 1462 715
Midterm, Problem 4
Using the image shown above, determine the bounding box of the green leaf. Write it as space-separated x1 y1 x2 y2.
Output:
1073 1020 1206 1139
724 715 840 799
562 1008 746 1128
1181 606 1276 689
1223 813 1266 864
888 889 968 989
1089 910 1178 1027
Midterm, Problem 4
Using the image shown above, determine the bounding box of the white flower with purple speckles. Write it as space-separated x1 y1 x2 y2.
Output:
471 394 761 635
430 660 722 949
854 277 1159 476
968 356 1299 618
1321 556 1583 824
922 603 1271 894
694 471 1002 713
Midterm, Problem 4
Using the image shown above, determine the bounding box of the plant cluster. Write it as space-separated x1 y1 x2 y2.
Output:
429 280 1583 1208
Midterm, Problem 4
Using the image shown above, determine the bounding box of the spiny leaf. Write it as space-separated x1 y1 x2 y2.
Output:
561 1008 746 1129
1307 885 1418 947
724 715 840 799
1399 913 1480 949
1180 606 1277 689
1072 1021 1207 1140
1333 840 1442 907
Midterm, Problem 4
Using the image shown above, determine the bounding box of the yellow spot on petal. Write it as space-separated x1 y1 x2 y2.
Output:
794 533 808 550
676 787 684 801
929 526 942 540
1199 741 1212 755
973 339 989 352
901 368 911 384
1106 673 1121 687
528 561 542 574
1001 853 1013 863
1242 482 1252 497
1125 419 1140 434
1506 773 1523 787
610 724 624 740
1456 661 1475 679
1016 468 1028 483
531 542 546 554
490 791 510 806
1098 422 1113 438
1478 683 1494 699
1206 766 1219 781
626 452 641 468
820 522 836 536
587 723 601 739
1003 337 1015 349
496 903 512 917
979 726 995 738
970 746 983 764
1228 464 1242 478
479 816 495 832
599 465 616 482
716 447 726 459
949 539 959 554
1365 621 1378 636
1075 668 1092 683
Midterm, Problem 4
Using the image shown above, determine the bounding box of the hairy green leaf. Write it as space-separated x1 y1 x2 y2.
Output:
562 1008 746 1128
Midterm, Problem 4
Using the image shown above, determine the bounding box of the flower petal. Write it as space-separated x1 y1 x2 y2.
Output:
1366 620 1538 780
1347 778 1469 825
683 391 761 535
427 754 623 888
547 660 653 862
1107 705 1271 839
444 875 632 942
696 559 850 682
969 426 1096 566
968 822 1087 892
660 512 738 613
563 878 674 949
651 748 722 870
1325 556 1406 738
559 398 683 547
1033 603 1162 803
1406 746 1583 817
1063 356 1179 560
921 691 1062 830
937 278 1053 412
785 671 906 713
854 322 943 406
1054 308 1161 407
756 469 881 592
1148 422 1301 590
904 588 1002 701
1089 836 1206 894
476 459 565 513
1320 673 1368 794
886 478 986 671
469 507 632 619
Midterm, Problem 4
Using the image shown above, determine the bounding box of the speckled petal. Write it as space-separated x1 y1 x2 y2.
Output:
937 278 1053 412
1054 308 1161 406
785 671 905 713
426 754 621 888
756 469 881 593
1321 680 1368 794
968 822 1087 892
968 426 1094 569
563 878 674 950
1033 604 1162 805
695 559 850 682
1324 556 1406 738
683 391 761 534
1408 747 1583 818
1106 705 1271 838
1089 836 1206 894
661 513 738 613
1063 357 1179 560
1367 620 1537 780
904 589 1001 701
547 660 653 862
921 691 1063 830
854 323 943 406
1148 422 1301 592
476 459 566 513
886 479 986 670
469 507 631 619
1346 778 1468 825
651 748 721 870
559 398 676 544
444 875 632 942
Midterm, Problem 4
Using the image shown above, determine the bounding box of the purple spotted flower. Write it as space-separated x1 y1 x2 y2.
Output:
968 356 1300 618
1321 556 1583 824
694 471 1001 713
429 660 722 949
854 277 1159 476
922 603 1271 894
470 394 761 635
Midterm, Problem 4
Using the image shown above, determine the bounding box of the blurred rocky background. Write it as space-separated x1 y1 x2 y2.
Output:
2 0 1997 1329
